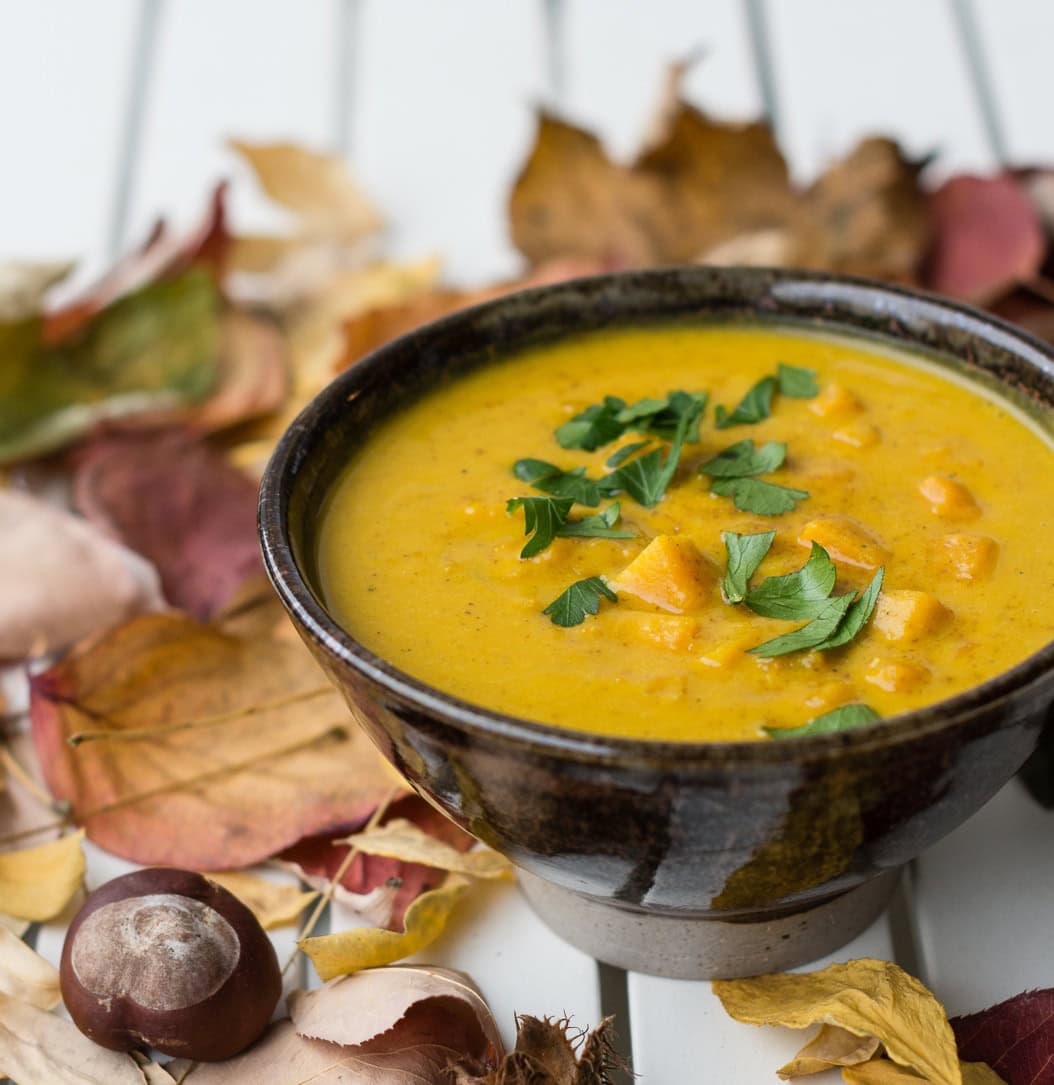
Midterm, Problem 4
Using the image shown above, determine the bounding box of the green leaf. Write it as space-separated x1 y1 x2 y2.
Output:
557 502 635 540
778 363 820 399
812 567 885 650
715 376 776 429
543 577 618 627
616 396 669 424
513 458 561 483
513 459 601 507
639 389 708 441
0 268 221 465
710 477 809 515
555 395 626 451
506 495 573 558
747 593 856 658
699 439 787 478
721 530 776 604
766 703 881 739
606 440 653 468
745 543 838 619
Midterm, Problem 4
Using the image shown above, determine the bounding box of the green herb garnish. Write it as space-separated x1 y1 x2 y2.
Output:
721 530 775 604
699 439 786 478
744 543 838 620
636 390 708 441
766 703 881 739
811 567 885 650
543 577 618 627
710 477 809 516
555 389 707 452
747 593 856 657
715 376 776 429
778 363 819 398
506 496 573 558
513 459 600 506
557 502 635 540
555 396 626 451
606 440 653 468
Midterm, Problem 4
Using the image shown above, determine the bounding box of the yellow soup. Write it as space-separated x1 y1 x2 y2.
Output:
317 324 1054 742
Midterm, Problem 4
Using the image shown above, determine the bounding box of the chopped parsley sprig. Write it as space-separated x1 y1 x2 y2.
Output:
766 703 881 739
720 530 775 604
700 438 808 516
714 363 818 429
506 495 634 557
555 389 707 451
543 577 618 627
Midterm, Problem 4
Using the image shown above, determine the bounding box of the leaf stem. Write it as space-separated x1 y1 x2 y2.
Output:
0 742 67 814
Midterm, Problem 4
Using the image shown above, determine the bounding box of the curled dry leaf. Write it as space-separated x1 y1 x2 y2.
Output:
205 870 317 930
72 430 262 619
0 830 85 922
924 174 1045 304
168 965 501 1084
29 612 395 870
951 988 1054 1085
779 1023 881 1077
0 489 164 660
279 793 475 931
344 818 512 880
0 261 73 320
0 927 60 1009
301 874 471 981
0 993 160 1084
713 958 962 1085
842 1059 1006 1085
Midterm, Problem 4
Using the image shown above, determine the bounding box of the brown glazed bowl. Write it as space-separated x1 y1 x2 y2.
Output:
259 267 1054 979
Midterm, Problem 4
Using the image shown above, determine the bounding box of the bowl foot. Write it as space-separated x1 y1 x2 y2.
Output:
517 868 901 979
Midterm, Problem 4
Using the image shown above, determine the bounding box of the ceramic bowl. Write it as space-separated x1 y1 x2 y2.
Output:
259 267 1054 978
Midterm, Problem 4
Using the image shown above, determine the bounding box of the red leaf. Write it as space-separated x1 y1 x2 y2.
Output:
279 794 475 931
72 430 260 619
924 174 1046 304
952 988 1054 1085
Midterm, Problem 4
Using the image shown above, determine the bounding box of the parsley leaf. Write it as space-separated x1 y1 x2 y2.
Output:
616 397 670 425
778 363 820 399
710 477 809 516
512 459 600 506
747 593 856 658
543 577 618 627
699 439 787 478
557 502 635 540
766 703 881 739
715 376 776 429
639 390 708 441
606 440 653 468
812 567 885 650
506 495 573 558
721 530 775 604
555 395 626 451
745 543 838 619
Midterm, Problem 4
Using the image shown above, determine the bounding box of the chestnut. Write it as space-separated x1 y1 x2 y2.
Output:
60 867 281 1061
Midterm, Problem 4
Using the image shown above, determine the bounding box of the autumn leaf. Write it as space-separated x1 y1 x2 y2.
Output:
204 870 317 930
842 1059 1006 1085
344 818 512 880
713 958 962 1085
0 830 85 921
72 430 262 619
0 927 60 1009
0 260 73 320
779 1023 880 1077
0 489 164 660
29 612 395 870
168 965 502 1083
924 174 1045 303
951 988 1054 1085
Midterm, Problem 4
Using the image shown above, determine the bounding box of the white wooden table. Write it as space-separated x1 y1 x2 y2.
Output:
4 2 1054 1080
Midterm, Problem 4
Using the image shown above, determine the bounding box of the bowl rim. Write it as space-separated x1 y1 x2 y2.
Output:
259 265 1054 768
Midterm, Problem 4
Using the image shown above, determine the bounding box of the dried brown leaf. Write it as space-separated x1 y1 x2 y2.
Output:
780 1023 881 1077
343 818 511 880
0 927 60 1009
204 870 317 930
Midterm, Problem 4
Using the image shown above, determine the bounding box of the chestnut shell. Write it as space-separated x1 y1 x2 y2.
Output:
60 867 281 1061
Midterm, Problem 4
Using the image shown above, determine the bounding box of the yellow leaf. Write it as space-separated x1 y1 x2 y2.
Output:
841 1059 1007 1085
0 830 85 921
342 819 512 880
0 928 60 1009
205 871 318 930
713 958 961 1085
780 1024 881 1077
960 1064 1010 1085
301 875 470 981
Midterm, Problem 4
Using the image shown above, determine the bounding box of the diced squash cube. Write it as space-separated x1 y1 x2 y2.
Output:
864 657 931 693
607 612 699 652
873 589 951 643
698 631 758 669
809 383 862 419
918 475 981 520
798 516 890 570
832 420 881 449
613 535 715 613
938 533 999 581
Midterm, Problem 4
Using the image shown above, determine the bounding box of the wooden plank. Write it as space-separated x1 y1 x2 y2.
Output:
560 0 761 158
124 0 338 249
627 912 896 1082
913 777 1054 1016
352 0 547 284
0 0 137 284
762 0 994 182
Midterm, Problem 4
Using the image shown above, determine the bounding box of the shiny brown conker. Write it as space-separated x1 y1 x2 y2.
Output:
60 867 281 1061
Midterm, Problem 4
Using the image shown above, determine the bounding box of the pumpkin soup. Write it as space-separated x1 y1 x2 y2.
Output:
316 324 1054 742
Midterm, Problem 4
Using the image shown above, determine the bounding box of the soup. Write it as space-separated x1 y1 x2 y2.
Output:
316 324 1054 742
